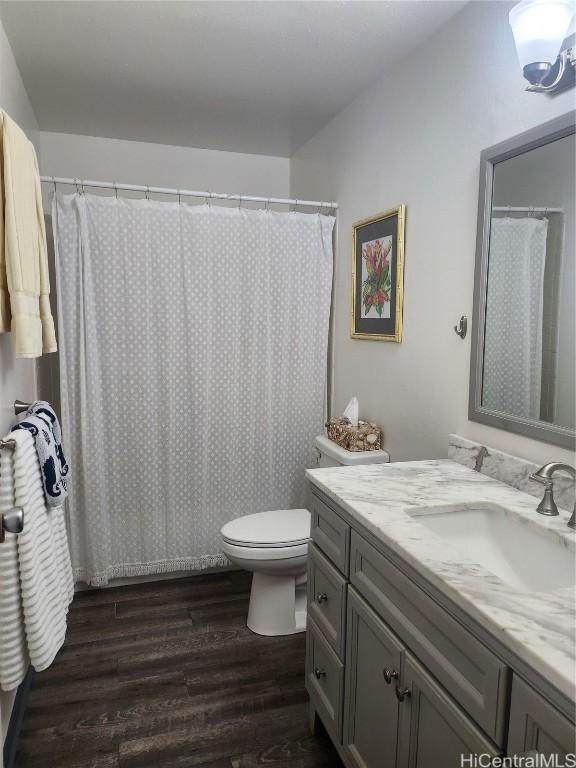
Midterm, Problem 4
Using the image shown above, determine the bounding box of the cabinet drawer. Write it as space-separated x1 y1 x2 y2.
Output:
350 531 509 746
306 617 345 743
310 491 350 575
308 544 347 659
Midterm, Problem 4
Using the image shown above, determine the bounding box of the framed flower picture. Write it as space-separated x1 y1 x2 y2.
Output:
351 205 406 342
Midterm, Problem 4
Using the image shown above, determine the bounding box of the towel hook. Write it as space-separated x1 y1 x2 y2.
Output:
454 315 468 339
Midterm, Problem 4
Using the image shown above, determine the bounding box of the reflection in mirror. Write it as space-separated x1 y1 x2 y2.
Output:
482 133 575 431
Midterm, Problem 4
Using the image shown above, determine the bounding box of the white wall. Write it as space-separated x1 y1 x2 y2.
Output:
39 132 291 202
290 0 575 466
0 15 40 755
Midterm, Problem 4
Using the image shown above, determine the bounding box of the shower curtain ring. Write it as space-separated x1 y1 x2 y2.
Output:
145 186 150 201
207 191 212 207
113 183 118 199
178 190 182 205
266 198 270 212
238 194 242 210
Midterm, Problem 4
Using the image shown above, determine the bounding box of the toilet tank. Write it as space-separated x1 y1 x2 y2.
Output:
314 435 390 468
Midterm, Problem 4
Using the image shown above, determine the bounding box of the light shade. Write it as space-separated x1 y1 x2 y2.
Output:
509 0 574 69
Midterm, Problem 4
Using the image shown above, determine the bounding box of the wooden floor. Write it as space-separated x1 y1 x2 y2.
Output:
15 571 342 768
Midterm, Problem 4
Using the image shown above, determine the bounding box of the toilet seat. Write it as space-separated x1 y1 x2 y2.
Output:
221 540 309 561
221 508 310 549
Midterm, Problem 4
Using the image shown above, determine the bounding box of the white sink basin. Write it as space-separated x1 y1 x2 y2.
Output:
408 504 575 593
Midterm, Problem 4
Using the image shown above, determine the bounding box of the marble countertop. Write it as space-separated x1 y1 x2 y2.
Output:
306 459 575 701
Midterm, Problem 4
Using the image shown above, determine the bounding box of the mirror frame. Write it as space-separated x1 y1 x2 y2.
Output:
469 111 576 450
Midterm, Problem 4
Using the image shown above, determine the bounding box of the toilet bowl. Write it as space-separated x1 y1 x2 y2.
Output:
221 508 310 636
221 434 390 637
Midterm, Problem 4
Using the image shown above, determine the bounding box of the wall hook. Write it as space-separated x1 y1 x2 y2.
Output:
454 315 467 339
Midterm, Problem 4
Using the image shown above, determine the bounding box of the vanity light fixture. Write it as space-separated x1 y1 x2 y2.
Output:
509 0 575 93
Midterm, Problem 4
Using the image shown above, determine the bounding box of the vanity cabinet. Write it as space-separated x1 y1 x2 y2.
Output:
306 486 575 768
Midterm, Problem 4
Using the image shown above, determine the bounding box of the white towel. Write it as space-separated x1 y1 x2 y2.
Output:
0 430 73 691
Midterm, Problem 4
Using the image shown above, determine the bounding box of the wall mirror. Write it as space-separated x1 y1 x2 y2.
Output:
470 112 575 449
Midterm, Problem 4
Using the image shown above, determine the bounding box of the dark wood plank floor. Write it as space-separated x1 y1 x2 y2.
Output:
15 571 342 768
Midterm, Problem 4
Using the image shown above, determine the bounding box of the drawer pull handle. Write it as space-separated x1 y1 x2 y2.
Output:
382 668 399 684
316 592 328 604
395 685 411 702
314 667 327 679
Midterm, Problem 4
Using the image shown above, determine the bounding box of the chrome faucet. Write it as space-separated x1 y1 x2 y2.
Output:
530 463 576 530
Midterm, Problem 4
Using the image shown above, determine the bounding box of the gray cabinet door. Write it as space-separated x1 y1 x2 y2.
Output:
397 653 501 768
507 675 575 759
343 589 404 768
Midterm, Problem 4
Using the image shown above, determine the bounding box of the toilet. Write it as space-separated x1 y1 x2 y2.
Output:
221 434 390 636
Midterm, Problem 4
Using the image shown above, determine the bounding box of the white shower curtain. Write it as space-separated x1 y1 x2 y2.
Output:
482 216 548 420
53 193 334 586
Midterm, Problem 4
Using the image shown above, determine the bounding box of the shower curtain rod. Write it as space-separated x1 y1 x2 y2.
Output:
40 176 338 210
492 205 563 213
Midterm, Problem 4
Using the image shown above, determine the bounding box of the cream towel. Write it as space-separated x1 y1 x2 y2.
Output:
0 110 57 357
0 430 73 691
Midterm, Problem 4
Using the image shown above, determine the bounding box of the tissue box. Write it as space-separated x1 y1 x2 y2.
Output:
325 418 382 452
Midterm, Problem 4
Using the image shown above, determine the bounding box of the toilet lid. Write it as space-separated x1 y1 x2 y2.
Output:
221 509 311 548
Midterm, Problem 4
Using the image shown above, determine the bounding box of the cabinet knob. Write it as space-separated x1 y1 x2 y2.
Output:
316 592 328 604
395 685 411 702
382 668 399 684
314 667 327 679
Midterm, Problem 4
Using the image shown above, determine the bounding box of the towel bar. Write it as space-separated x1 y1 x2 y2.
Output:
0 506 24 543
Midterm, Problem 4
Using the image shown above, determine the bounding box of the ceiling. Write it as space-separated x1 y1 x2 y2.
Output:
0 1 466 157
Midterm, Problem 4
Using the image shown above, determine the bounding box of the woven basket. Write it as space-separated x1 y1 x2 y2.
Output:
325 417 382 452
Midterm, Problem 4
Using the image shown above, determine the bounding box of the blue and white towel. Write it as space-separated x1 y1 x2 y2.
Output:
12 401 69 507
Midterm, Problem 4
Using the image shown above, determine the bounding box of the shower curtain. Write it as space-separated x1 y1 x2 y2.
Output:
482 216 548 420
53 193 334 586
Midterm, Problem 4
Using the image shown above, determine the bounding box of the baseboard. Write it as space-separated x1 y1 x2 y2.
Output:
2 668 33 768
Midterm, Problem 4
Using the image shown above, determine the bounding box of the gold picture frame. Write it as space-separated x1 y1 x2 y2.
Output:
351 205 406 342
